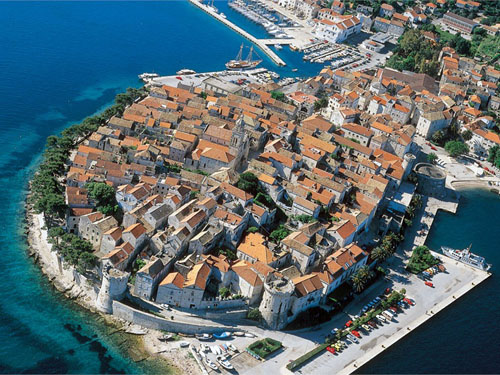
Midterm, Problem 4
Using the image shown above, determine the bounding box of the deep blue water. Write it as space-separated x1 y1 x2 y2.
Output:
357 188 500 374
0 1 498 373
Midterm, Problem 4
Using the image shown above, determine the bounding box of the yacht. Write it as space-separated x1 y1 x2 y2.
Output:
441 245 491 271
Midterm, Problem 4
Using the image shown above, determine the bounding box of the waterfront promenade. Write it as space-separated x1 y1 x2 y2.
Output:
188 0 286 66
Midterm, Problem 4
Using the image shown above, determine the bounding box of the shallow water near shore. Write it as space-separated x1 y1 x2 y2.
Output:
1 1 500 374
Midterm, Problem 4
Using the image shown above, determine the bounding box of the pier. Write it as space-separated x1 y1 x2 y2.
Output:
187 0 286 66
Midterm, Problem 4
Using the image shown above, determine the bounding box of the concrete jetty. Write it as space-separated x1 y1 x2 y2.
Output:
187 0 286 66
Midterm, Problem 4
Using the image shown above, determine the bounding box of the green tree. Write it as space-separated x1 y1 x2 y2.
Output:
270 224 290 243
246 226 259 233
247 308 262 321
431 130 445 145
86 182 121 219
314 97 328 111
237 172 260 195
271 91 286 102
219 287 231 299
427 152 438 164
445 140 469 157
462 129 473 141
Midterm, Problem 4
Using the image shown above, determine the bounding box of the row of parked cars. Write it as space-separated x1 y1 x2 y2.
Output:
325 297 415 355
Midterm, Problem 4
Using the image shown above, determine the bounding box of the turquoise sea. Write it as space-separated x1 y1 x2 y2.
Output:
0 1 498 373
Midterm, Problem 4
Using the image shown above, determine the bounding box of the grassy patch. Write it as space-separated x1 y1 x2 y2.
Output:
247 338 282 359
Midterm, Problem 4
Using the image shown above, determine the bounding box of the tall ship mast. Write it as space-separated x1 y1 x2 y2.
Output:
225 43 262 70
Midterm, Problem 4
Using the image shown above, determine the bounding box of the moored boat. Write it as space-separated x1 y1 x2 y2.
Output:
176 68 196 75
213 331 232 339
216 355 234 370
441 244 491 271
226 44 262 70
196 333 212 341
205 357 219 371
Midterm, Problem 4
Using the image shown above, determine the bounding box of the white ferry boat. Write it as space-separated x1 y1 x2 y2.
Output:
441 245 491 271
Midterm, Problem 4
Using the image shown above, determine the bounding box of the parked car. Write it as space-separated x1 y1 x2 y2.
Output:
425 281 434 287
161 304 171 310
349 334 359 343
389 306 398 314
326 346 336 354
403 298 415 306
367 320 377 328
431 145 437 151
351 330 361 338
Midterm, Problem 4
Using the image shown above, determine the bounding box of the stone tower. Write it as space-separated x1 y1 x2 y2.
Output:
230 116 249 168
259 274 294 330
95 266 129 314
402 152 417 180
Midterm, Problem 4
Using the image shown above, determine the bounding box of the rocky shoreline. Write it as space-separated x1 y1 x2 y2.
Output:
23 195 192 375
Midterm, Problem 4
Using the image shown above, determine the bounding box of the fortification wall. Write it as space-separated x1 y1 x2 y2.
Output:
112 301 240 334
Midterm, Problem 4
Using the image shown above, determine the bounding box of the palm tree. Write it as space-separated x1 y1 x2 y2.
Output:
351 273 366 293
371 246 389 262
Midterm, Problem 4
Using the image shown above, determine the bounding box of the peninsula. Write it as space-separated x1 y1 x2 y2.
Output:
27 1 500 373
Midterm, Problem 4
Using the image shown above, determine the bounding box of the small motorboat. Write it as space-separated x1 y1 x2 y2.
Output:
292 68 298 72
228 343 238 352
213 331 232 339
205 357 219 371
233 331 245 337
244 332 256 338
159 334 173 341
196 333 212 341
216 355 234 370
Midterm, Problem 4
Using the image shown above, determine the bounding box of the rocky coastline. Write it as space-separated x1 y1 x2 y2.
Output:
24 191 191 375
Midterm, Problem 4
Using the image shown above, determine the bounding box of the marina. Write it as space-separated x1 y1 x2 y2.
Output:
187 0 287 66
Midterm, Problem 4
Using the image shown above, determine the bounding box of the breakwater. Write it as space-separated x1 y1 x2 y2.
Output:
187 0 286 66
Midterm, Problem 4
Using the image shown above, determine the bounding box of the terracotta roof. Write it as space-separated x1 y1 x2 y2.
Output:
123 223 146 238
293 274 323 297
237 233 274 264
159 272 185 288
184 262 211 290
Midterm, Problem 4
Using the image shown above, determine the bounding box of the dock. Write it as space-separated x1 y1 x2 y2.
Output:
187 0 286 66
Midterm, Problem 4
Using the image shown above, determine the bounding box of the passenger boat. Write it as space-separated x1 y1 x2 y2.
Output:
441 244 491 271
225 44 262 70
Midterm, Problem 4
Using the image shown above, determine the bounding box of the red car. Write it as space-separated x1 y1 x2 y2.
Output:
389 306 398 313
345 320 353 327
403 298 415 306
430 145 437 151
351 330 361 338
367 320 377 328
425 281 434 287
384 288 391 295
326 346 336 354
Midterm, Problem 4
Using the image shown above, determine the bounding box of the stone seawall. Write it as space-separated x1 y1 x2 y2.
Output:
112 301 240 334
27 210 99 307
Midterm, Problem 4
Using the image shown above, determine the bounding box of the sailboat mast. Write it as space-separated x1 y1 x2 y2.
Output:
247 46 253 62
236 43 243 61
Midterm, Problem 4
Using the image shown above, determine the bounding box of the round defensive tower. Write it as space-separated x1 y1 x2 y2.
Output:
259 275 294 330
95 266 129 314
414 162 446 198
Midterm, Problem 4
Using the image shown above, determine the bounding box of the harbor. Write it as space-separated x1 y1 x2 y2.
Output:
187 0 287 66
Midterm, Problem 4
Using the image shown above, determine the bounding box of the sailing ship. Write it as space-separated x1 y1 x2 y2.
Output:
441 244 491 271
225 43 262 70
